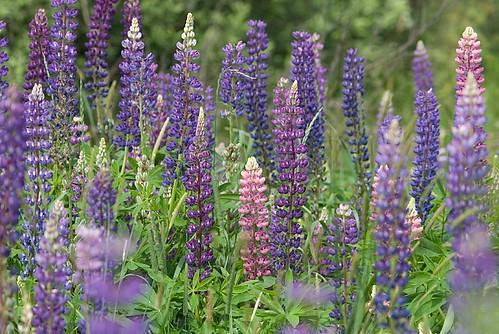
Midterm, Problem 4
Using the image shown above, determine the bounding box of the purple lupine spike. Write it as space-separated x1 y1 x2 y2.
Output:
70 151 89 216
0 21 8 97
412 41 434 92
342 48 370 185
87 168 117 231
220 41 247 117
319 204 358 329
239 157 271 280
291 31 324 177
21 84 52 275
456 27 484 97
24 9 50 97
270 79 308 273
121 0 142 37
373 117 414 333
0 87 26 257
203 85 216 150
311 33 327 107
70 116 90 145
33 200 70 334
115 18 158 150
163 13 203 186
410 89 440 223
47 0 79 161
185 110 215 280
150 73 174 147
84 0 119 111
245 20 273 172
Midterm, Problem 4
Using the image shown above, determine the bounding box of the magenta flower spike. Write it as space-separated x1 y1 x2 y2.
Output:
456 26 484 97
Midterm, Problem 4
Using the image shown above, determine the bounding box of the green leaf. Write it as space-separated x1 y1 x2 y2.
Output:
439 305 454 334
286 314 300 327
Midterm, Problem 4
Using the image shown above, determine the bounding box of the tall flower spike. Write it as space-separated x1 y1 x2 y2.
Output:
342 48 370 185
24 9 50 96
373 118 414 333
203 85 216 150
291 31 324 181
87 168 117 231
150 73 174 147
185 109 215 280
84 0 119 111
115 17 158 150
220 41 247 117
163 13 203 186
47 0 79 159
32 200 70 334
0 21 8 97
456 26 484 97
410 89 440 223
239 157 271 280
121 0 142 37
412 41 434 92
21 84 52 275
245 20 273 172
70 151 89 216
270 80 308 273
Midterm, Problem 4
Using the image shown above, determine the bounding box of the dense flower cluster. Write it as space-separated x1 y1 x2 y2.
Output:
410 89 440 223
342 48 370 185
412 41 434 92
122 0 142 36
84 0 119 110
87 168 117 231
270 80 308 273
33 200 70 334
245 20 273 171
373 118 413 333
456 26 484 97
220 41 246 117
185 111 215 280
0 21 8 97
24 9 50 96
163 13 204 186
115 17 158 149
239 157 271 280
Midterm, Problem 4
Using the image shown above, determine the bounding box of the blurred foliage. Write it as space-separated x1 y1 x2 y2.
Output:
2 0 499 147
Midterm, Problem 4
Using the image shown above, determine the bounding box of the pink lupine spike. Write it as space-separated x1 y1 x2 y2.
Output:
456 26 485 97
239 156 271 280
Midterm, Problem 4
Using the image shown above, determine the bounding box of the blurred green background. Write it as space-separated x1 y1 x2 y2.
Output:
2 0 498 147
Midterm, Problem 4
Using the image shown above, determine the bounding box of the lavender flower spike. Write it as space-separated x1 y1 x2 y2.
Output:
122 0 142 37
245 20 273 172
373 118 414 333
84 0 119 111
33 200 70 334
410 89 440 223
220 41 246 117
456 26 484 97
185 109 215 280
0 21 9 97
24 9 50 96
87 167 117 231
270 80 308 273
412 41 434 92
342 48 370 185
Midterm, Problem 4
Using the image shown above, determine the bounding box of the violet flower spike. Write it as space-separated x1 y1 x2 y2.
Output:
121 0 142 37
203 85 216 150
185 109 215 280
87 167 117 232
220 41 247 117
24 9 50 96
373 118 414 333
0 21 8 97
239 157 271 280
410 89 440 223
245 20 274 172
412 41 434 92
456 26 484 97
150 73 174 147
270 80 308 273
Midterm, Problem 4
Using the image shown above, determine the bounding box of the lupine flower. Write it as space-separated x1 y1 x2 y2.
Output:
70 151 89 216
311 33 327 107
412 41 434 92
75 225 105 283
342 48 370 185
150 73 174 147
203 85 216 150
320 204 358 327
122 0 142 37
456 26 484 97
84 0 119 111
21 84 52 275
220 41 246 117
373 118 414 333
185 110 215 280
239 156 271 280
163 13 203 186
95 138 109 168
0 21 8 97
47 0 79 157
410 89 440 223
33 200 70 334
291 31 324 177
0 87 26 256
70 116 90 145
87 168 117 231
24 9 50 96
115 17 158 150
245 20 273 172
270 80 308 273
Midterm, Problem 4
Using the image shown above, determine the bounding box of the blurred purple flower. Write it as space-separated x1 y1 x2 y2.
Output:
24 9 50 96
0 21 8 96
412 41 434 92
